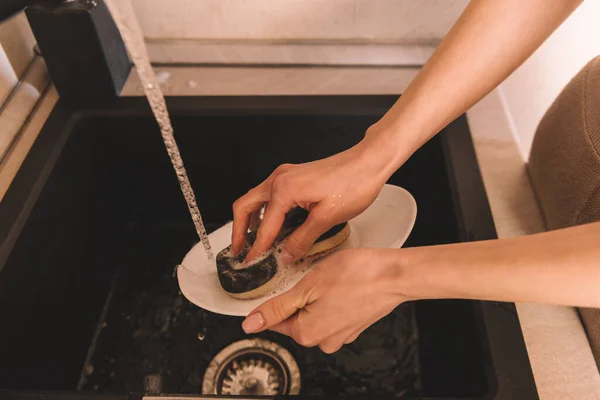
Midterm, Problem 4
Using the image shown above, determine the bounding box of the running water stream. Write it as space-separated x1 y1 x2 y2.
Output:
104 0 213 261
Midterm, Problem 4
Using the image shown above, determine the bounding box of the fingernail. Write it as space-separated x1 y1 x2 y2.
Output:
242 312 265 333
281 249 294 264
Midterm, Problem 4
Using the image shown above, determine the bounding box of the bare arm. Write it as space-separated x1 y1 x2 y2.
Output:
242 222 600 353
368 0 584 173
239 0 593 353
401 221 600 308
236 0 584 263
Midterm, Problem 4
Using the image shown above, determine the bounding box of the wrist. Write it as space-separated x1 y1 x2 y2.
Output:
377 247 426 302
387 246 457 302
357 122 418 180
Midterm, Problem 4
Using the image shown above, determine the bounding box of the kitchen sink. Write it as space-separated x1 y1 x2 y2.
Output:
0 95 537 399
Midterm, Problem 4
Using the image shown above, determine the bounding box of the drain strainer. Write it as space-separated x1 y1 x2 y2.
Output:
202 338 301 396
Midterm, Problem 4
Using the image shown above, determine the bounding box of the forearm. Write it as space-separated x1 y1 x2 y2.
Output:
395 221 600 308
362 0 582 175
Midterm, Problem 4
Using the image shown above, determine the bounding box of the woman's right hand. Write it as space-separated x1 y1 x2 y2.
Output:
231 126 402 264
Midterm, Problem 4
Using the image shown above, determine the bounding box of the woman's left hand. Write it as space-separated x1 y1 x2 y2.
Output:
240 247 408 354
244 221 600 353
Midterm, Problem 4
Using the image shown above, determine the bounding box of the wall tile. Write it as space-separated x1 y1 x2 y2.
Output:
121 66 419 96
132 0 467 41
0 43 18 104
0 12 36 78
147 41 435 66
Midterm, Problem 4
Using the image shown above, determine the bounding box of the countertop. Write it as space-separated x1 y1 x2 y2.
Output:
1 64 599 399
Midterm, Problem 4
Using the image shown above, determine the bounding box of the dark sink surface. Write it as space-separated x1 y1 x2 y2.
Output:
77 224 420 397
0 96 537 399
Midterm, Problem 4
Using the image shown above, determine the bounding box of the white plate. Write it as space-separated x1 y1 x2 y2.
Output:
177 184 417 316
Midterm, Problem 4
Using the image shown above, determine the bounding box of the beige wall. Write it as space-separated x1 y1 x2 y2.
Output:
131 0 467 42
0 12 48 172
0 43 17 104
499 0 600 159
0 12 36 78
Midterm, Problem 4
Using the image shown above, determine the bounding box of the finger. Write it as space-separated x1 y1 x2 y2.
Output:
231 187 268 254
244 201 291 263
319 305 396 354
272 308 336 348
248 209 262 232
342 305 397 345
319 324 370 354
269 315 321 349
242 283 309 334
344 324 369 344
319 328 357 354
319 330 351 354
283 205 335 262
267 274 321 338
269 314 296 337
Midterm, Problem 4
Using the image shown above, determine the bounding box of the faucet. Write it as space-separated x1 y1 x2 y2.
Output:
0 0 131 102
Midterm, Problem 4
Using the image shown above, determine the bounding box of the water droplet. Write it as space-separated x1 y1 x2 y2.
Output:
146 83 154 89
187 80 198 88
156 70 171 83
197 332 205 341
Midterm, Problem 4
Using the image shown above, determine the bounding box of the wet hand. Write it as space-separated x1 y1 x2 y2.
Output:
231 132 399 264
240 248 407 353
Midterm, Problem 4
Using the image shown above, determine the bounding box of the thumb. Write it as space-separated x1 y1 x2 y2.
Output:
242 284 308 334
282 207 333 262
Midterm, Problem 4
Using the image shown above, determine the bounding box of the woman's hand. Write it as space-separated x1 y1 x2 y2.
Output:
232 129 402 264
241 221 600 354
240 248 408 354
230 0 584 265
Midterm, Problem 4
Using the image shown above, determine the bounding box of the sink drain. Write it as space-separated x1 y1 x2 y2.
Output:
202 338 301 396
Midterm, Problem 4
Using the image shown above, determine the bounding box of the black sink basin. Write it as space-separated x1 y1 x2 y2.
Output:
0 96 537 399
